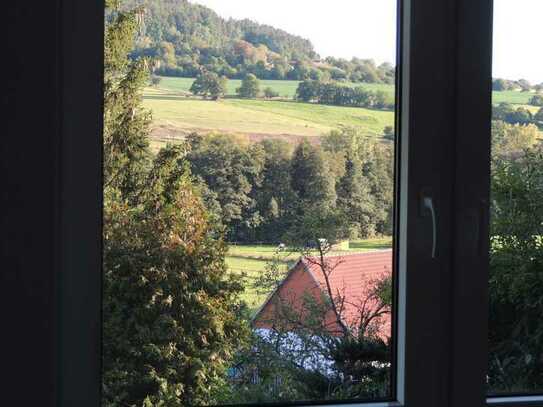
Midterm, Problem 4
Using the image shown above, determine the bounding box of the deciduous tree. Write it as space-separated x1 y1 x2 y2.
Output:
190 71 228 100
236 73 260 98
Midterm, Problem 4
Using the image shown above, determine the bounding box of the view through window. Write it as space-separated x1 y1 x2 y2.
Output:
488 0 543 396
102 1 398 405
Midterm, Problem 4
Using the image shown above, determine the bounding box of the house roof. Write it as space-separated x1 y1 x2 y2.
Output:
302 250 393 300
253 249 393 337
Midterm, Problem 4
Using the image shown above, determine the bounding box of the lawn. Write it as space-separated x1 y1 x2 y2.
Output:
226 237 393 314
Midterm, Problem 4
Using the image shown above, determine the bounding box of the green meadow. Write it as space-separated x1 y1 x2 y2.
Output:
143 90 395 151
491 90 535 105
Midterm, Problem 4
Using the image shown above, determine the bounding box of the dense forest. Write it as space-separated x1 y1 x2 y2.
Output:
124 0 395 83
187 129 394 244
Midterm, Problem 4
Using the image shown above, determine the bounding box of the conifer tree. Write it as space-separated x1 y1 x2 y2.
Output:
337 150 376 238
102 2 249 405
290 140 336 210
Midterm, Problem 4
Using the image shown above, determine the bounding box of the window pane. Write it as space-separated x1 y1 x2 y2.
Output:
103 1 398 405
488 0 543 396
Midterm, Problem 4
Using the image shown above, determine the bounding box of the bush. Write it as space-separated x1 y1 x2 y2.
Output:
150 75 162 87
263 87 279 99
529 94 543 107
236 74 260 98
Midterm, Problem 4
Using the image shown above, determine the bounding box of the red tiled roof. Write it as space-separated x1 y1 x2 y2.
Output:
253 249 393 338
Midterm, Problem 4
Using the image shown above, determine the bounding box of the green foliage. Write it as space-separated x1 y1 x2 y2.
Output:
103 3 250 405
493 103 536 126
152 76 396 100
290 139 337 211
492 121 540 159
124 0 394 84
150 75 162 87
337 150 376 238
190 71 228 100
103 5 151 199
493 78 518 91
183 128 394 244
252 140 296 242
187 134 265 240
489 147 543 392
322 128 394 237
383 126 395 141
295 80 394 110
263 86 280 98
529 94 543 107
103 159 249 406
236 74 260 98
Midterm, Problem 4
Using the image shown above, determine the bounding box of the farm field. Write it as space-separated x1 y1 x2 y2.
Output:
143 88 395 150
144 77 538 151
226 237 393 313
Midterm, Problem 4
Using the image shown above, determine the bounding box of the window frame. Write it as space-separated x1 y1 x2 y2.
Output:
55 0 542 406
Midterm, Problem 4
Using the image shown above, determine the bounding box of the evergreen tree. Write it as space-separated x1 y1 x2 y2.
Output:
290 140 336 210
253 139 295 242
103 0 151 200
102 2 249 405
103 150 249 405
337 150 376 238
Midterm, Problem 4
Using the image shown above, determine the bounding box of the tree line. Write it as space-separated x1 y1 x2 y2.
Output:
493 77 543 92
187 71 396 113
493 102 543 128
186 128 394 245
296 79 394 110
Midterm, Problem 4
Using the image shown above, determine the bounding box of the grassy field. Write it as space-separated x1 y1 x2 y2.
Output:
226 237 393 313
144 77 538 151
144 89 395 150
492 90 535 105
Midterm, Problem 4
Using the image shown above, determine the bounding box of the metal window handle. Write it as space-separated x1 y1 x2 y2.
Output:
423 196 437 259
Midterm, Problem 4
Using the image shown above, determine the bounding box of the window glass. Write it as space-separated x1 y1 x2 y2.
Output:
102 1 398 405
488 0 543 396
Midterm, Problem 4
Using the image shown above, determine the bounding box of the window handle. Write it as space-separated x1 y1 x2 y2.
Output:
422 195 437 259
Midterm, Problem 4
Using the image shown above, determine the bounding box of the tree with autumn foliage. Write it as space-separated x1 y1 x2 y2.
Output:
102 1 249 405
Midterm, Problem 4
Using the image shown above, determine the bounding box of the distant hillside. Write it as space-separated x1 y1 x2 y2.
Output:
126 0 395 84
